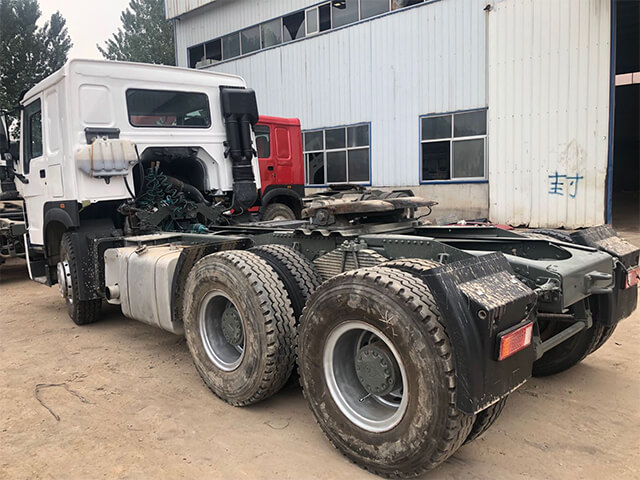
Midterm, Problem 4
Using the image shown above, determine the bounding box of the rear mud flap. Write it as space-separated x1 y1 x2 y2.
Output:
418 252 537 414
571 225 639 325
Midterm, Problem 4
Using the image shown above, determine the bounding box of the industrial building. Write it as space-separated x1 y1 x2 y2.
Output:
166 0 639 228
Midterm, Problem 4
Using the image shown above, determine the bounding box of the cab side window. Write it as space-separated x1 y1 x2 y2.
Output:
23 99 42 173
254 125 271 159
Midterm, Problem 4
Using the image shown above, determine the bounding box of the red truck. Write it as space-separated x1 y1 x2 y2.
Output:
254 116 305 220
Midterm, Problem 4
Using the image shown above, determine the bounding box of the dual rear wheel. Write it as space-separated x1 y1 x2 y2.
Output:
183 251 486 477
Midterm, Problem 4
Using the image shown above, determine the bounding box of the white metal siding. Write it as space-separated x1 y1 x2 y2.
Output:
487 0 611 228
166 0 217 20
202 0 487 188
173 0 318 67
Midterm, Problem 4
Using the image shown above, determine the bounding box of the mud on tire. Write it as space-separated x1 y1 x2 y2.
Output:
59 233 101 325
297 266 474 478
182 250 296 406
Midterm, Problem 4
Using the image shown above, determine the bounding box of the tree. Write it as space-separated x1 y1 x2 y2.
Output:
0 0 71 112
98 0 175 66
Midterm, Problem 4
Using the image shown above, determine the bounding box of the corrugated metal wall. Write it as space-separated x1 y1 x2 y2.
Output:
166 0 217 20
198 0 487 187
487 0 611 228
173 0 318 67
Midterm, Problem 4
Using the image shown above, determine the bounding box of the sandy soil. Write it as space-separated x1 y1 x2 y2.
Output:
1 232 639 480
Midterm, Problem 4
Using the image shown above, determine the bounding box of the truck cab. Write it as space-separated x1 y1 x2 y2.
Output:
254 116 305 220
12 59 261 284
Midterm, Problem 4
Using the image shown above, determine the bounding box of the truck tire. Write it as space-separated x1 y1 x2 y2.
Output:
589 325 617 354
382 257 442 273
464 398 507 444
298 266 474 478
59 233 101 325
261 203 296 221
532 322 607 377
182 250 296 406
250 244 322 320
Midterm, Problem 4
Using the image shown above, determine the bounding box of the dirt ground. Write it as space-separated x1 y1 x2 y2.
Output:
1 230 639 480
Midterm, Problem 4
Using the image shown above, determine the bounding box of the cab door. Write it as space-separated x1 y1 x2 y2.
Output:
255 124 275 190
18 97 48 245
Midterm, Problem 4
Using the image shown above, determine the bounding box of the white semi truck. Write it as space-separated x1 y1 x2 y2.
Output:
1 60 638 478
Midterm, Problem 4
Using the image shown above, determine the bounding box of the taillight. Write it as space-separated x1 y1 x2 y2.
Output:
624 266 640 289
497 322 533 361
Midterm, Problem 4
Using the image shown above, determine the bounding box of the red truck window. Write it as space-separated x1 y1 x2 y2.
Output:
255 125 270 158
275 127 291 164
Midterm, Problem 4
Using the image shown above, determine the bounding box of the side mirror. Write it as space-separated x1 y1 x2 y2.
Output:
0 112 9 155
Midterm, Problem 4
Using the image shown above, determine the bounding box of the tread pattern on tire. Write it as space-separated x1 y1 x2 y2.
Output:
299 265 474 478
250 244 322 319
464 398 507 444
532 322 607 377
589 325 617 354
60 233 101 325
185 250 296 406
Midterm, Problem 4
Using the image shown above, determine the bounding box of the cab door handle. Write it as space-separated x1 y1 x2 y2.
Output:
267 166 274 171
39 169 46 178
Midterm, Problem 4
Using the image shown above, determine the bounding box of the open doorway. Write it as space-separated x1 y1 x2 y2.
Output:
611 0 640 232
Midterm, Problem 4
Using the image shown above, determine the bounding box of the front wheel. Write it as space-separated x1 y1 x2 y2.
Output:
261 203 296 221
298 266 474 477
58 233 101 325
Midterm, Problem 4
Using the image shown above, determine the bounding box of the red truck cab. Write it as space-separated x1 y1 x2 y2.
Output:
254 116 305 220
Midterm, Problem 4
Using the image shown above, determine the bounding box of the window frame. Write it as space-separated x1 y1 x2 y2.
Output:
125 88 212 129
23 98 43 174
186 1 434 68
419 108 488 185
303 122 371 187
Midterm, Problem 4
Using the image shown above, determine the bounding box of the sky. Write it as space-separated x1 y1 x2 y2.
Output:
38 0 132 60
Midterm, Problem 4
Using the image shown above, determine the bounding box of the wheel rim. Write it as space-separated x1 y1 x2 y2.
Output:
323 321 408 433
199 291 245 371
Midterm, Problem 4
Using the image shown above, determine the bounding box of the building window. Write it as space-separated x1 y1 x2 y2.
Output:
360 0 390 19
188 44 204 68
222 32 240 60
261 18 282 48
332 0 359 28
187 1 431 68
283 11 305 42
420 109 487 181
241 25 261 54
304 124 370 185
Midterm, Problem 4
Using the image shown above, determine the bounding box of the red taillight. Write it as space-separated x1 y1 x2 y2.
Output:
497 322 533 361
624 267 640 289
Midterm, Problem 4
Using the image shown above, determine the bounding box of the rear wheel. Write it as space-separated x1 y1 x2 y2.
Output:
58 233 101 325
298 266 474 477
464 398 507 444
532 320 607 377
261 203 296 221
183 250 296 405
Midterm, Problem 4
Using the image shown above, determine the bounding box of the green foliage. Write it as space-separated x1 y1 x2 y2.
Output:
0 0 72 112
98 0 175 65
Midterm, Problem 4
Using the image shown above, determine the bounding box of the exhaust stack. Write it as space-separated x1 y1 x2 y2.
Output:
220 86 259 212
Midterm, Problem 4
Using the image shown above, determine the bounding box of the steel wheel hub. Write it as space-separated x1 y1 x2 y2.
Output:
199 291 245 371
323 321 408 433
355 344 398 397
221 305 243 346
57 261 72 301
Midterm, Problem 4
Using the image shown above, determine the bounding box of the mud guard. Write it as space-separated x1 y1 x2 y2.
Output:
570 225 639 325
416 252 537 414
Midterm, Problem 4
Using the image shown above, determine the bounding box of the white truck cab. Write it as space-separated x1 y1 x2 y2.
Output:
16 59 260 245
14 59 261 284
